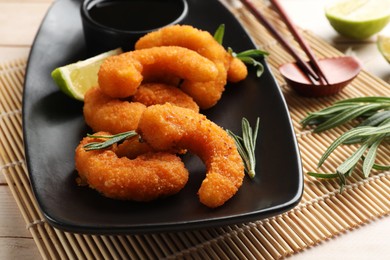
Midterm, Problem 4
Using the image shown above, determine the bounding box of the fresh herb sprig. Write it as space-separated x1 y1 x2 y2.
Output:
301 97 390 132
214 24 269 77
227 117 260 178
83 131 138 151
302 97 390 191
229 48 269 77
83 117 261 180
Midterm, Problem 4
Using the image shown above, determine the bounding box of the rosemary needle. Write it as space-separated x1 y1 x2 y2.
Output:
83 131 138 151
227 117 260 179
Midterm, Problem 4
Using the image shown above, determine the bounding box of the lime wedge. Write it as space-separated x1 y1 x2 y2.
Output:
325 0 390 39
51 48 122 101
378 35 390 63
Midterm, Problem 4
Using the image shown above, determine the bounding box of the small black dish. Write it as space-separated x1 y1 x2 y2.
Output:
81 0 188 54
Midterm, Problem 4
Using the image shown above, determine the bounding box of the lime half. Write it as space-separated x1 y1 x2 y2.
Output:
51 48 122 101
378 35 390 63
325 0 390 39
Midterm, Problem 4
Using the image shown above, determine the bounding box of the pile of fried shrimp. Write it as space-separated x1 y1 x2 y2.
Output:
75 25 249 208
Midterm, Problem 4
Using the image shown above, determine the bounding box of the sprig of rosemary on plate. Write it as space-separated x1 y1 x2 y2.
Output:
227 117 260 179
82 117 261 180
214 24 269 77
83 131 138 151
302 97 390 191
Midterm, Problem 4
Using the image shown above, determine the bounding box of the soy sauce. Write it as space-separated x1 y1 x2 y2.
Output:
88 0 185 31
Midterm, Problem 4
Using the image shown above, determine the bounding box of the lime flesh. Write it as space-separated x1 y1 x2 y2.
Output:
51 48 122 101
325 0 390 39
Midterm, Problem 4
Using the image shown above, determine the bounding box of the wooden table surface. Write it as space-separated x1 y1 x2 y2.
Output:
0 0 389 259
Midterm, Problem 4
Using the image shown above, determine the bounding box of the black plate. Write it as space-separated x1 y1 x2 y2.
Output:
23 0 303 234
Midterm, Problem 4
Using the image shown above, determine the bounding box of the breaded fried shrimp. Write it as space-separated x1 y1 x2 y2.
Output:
180 62 227 109
135 24 229 63
84 84 200 134
98 55 142 98
135 25 232 109
179 61 228 109
136 24 247 84
83 86 146 134
137 104 245 208
132 83 199 112
227 57 248 83
98 46 218 98
131 47 218 82
75 132 189 201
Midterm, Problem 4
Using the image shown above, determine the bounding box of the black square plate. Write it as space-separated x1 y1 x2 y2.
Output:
23 0 303 234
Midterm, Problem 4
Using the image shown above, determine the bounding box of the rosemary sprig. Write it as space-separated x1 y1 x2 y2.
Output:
301 96 390 132
230 48 269 77
83 131 138 151
227 117 260 178
302 97 390 191
213 24 269 77
83 117 261 180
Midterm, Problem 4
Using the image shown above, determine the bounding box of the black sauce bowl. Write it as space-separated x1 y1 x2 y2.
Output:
81 0 188 55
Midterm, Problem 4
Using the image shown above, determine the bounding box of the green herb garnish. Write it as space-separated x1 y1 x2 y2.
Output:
213 24 225 45
83 117 261 179
301 97 390 132
229 48 269 77
83 131 138 151
213 24 269 77
227 117 260 178
302 97 390 191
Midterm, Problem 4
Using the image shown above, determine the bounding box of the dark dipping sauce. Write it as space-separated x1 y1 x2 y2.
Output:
88 0 185 32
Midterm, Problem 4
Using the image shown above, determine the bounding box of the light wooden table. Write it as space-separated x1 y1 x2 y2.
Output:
0 0 389 259
0 2 53 259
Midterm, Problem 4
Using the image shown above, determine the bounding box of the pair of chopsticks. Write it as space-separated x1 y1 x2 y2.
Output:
240 0 329 85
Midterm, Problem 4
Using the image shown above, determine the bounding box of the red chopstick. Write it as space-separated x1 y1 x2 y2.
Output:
240 0 325 83
269 0 329 85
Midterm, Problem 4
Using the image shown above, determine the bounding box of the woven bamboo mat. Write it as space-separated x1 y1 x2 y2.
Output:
1 0 389 259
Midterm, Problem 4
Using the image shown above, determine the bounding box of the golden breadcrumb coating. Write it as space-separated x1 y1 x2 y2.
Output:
75 132 189 201
98 46 218 98
132 83 199 112
84 86 146 134
227 57 248 83
137 103 245 208
135 24 248 109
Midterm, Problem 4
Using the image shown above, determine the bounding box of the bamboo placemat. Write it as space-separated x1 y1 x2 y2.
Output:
1 0 389 259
